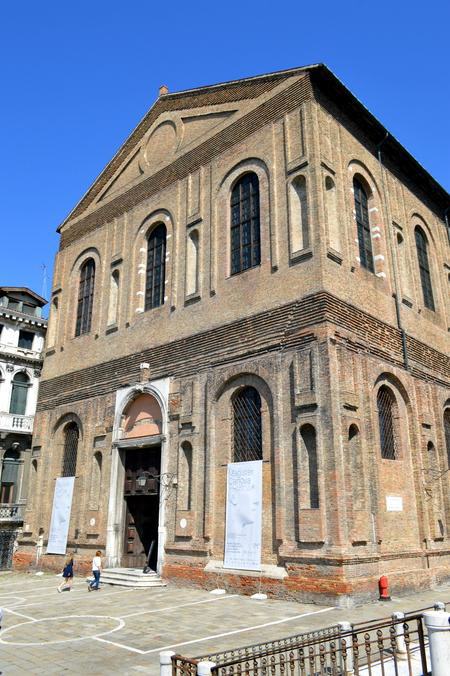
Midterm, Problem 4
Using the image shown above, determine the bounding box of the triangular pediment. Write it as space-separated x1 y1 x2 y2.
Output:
98 107 238 202
59 66 315 226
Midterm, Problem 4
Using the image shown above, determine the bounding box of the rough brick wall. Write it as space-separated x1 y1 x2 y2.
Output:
20 68 450 605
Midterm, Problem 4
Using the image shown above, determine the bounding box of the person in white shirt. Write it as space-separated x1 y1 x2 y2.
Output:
88 550 102 591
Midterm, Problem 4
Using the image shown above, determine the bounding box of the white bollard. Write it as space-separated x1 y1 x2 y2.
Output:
392 612 407 658
160 650 176 676
338 622 353 674
423 611 450 676
197 661 217 675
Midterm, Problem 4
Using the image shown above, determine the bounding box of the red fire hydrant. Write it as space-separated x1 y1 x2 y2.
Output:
379 575 391 601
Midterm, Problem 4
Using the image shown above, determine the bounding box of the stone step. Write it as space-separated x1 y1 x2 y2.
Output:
100 567 167 588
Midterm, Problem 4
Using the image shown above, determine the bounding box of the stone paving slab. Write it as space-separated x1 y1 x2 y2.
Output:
0 571 449 674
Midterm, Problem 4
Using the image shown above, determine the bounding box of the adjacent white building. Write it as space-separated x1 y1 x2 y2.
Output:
0 287 47 568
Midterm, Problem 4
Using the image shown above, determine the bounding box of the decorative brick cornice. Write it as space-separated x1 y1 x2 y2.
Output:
37 292 449 411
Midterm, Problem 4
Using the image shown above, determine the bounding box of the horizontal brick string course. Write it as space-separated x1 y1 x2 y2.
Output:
37 292 449 410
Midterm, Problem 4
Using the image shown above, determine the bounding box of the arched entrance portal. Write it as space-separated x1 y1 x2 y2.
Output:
120 393 162 569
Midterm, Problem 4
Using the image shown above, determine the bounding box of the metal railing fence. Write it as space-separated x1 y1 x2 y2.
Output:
171 610 436 675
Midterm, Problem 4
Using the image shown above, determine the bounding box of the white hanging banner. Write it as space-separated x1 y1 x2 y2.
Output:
46 477 75 554
224 460 263 571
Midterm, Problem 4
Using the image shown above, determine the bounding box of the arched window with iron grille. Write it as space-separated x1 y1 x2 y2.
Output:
75 258 95 336
145 223 166 310
232 386 262 462
353 178 374 273
61 423 79 477
415 226 435 311
377 386 398 460
230 173 261 275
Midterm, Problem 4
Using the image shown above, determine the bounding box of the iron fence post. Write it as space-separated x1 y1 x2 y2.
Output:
338 622 353 674
159 650 175 676
423 611 450 676
391 612 407 659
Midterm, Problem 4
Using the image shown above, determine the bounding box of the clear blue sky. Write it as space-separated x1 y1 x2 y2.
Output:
1 1 449 304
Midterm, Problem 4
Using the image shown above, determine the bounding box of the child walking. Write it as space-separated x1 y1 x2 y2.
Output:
88 550 102 591
58 556 74 592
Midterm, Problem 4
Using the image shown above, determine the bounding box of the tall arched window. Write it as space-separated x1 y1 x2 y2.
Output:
230 173 261 275
0 449 20 503
288 175 309 252
353 178 374 273
415 226 435 311
145 223 166 310
300 424 319 509
9 372 30 415
107 269 120 325
377 386 398 460
186 229 199 296
444 409 450 469
232 386 262 462
61 422 79 477
75 258 95 336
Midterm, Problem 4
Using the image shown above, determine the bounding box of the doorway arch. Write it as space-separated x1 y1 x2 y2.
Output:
106 380 169 572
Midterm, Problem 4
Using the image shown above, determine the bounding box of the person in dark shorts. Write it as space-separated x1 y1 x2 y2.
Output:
58 556 74 592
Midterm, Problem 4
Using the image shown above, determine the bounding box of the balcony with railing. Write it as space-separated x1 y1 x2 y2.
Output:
0 502 24 523
0 412 34 433
0 341 42 362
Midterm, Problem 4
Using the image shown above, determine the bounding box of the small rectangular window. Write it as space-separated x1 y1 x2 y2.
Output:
18 330 34 350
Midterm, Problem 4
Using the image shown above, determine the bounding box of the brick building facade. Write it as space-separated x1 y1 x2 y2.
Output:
17 65 450 604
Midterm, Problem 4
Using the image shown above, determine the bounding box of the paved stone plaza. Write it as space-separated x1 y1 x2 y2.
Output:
0 572 449 674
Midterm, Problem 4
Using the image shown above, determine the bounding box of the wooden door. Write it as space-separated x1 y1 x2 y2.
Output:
122 447 160 569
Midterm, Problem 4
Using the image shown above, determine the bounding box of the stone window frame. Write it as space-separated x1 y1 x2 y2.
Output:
132 209 174 318
51 412 84 479
412 218 437 313
213 372 273 467
373 376 410 464
210 371 276 564
215 158 271 283
75 258 96 337
347 161 388 280
229 172 261 276
67 247 102 342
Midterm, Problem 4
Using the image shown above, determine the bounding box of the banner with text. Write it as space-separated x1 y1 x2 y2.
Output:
46 477 75 555
224 460 263 571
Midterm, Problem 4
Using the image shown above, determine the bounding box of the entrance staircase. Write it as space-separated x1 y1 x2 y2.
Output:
101 567 166 588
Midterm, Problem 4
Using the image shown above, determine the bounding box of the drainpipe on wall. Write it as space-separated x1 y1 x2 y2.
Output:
377 132 409 371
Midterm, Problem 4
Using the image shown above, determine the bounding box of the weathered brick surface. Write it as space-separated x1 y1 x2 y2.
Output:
20 65 450 605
